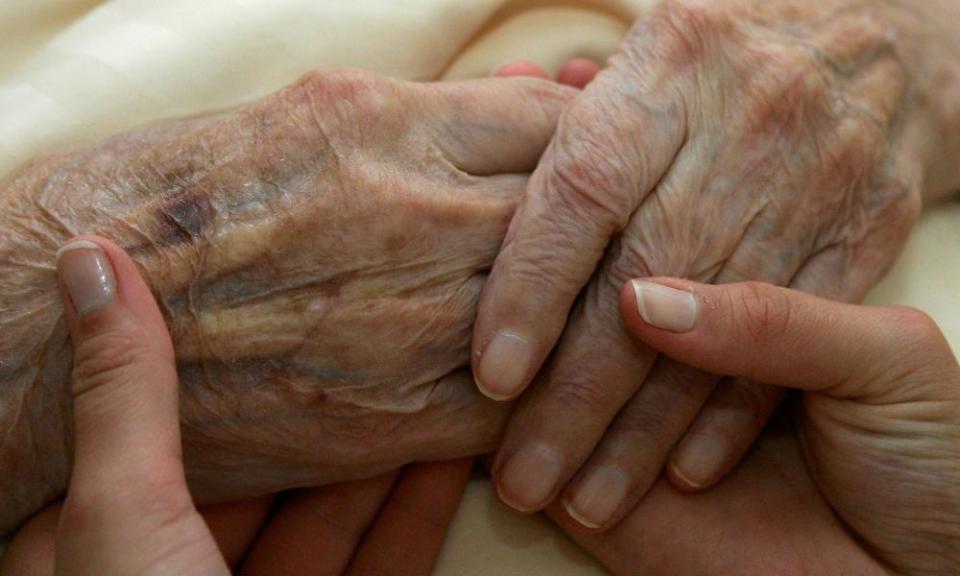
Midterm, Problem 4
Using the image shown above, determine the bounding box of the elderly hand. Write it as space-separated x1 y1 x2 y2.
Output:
0 236 473 575
474 0 960 528
0 69 574 533
548 278 960 575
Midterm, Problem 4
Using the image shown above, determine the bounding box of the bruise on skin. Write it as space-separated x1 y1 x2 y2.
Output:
0 67 535 536
155 192 215 246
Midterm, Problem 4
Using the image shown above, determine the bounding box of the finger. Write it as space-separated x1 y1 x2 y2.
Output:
660 177 919 490
619 278 957 400
487 141 708 514
239 473 398 576
557 58 601 89
559 360 717 529
428 77 577 175
55 236 226 574
654 239 798 493
471 68 687 400
558 195 813 524
494 60 550 80
790 240 905 305
810 12 896 71
346 458 474 576
199 496 275 568
809 14 907 124
662 195 915 492
56 237 182 495
667 378 784 491
0 503 60 576
491 280 656 513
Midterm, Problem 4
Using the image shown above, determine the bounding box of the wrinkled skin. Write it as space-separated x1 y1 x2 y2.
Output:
0 69 576 534
546 279 960 576
474 0 960 527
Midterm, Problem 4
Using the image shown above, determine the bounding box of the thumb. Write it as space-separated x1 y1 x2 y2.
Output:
619 279 957 401
57 236 183 503
55 237 227 575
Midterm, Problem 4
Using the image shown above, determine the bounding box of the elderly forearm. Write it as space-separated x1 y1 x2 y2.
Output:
885 0 960 200
0 160 75 535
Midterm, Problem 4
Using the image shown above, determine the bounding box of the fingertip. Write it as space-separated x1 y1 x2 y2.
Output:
561 498 603 531
57 235 170 352
561 465 630 531
666 431 732 493
666 460 708 493
493 60 550 79
56 238 118 323
557 58 601 89
474 331 535 401
0 503 61 576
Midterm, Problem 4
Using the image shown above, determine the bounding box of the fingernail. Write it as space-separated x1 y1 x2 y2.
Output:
476 331 533 400
57 240 116 316
497 442 563 511
564 466 628 529
670 435 727 490
632 280 697 332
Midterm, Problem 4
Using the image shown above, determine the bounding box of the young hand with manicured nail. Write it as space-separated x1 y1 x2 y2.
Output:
30 236 475 575
546 278 960 575
53 237 228 574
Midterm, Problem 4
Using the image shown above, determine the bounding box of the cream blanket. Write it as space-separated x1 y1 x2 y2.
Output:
1 1 957 573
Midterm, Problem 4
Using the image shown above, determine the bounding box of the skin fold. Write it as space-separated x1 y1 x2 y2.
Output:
473 0 960 528
0 69 577 535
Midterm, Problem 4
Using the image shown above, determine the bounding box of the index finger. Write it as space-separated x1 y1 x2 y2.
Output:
471 46 687 401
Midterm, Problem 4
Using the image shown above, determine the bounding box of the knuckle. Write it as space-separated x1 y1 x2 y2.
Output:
608 401 678 445
549 373 619 417
499 232 585 295
290 68 399 122
828 117 884 177
71 324 168 395
740 49 827 135
546 144 633 232
869 174 923 234
604 230 671 285
890 177 923 226
871 307 958 386
884 306 945 345
729 281 793 345
654 0 728 64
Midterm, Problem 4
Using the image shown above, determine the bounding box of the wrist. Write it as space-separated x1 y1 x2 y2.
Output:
879 0 960 200
0 176 74 535
729 0 960 201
